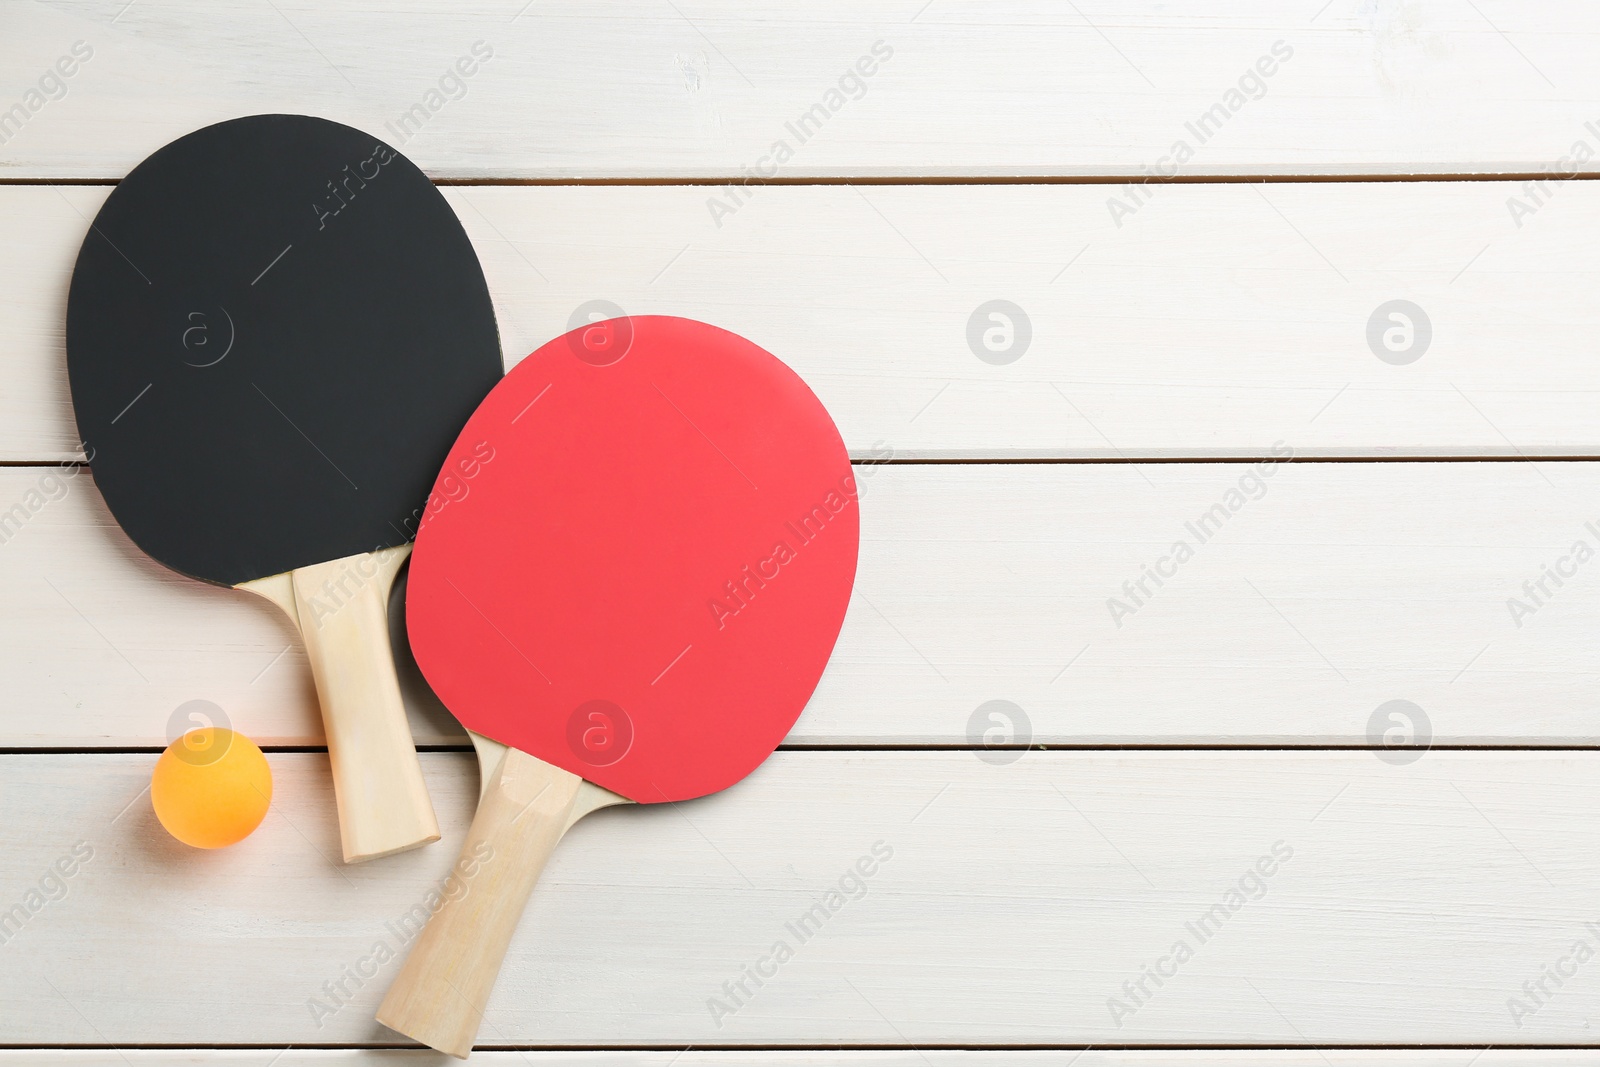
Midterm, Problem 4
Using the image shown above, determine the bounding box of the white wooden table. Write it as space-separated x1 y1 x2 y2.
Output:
5 2 1600 1063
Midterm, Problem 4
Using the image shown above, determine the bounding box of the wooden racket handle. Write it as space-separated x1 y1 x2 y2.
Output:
377 749 582 1058
240 545 439 862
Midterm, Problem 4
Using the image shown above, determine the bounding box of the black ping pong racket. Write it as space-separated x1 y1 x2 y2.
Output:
65 114 503 862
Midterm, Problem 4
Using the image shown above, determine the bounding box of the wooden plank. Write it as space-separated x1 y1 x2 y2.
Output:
2 1054 1594 1066
8 180 1600 462
4 2 1600 180
4 461 1600 748
3 750 1598 1046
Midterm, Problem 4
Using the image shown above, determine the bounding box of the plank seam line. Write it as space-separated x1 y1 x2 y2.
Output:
14 172 1600 187
14 458 1600 469
0 1042 1590 1052
8 744 1600 755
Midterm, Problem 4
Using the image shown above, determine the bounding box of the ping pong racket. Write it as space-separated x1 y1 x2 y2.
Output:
376 315 859 1056
65 115 503 862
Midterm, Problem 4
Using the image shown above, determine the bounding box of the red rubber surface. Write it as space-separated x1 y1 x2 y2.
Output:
408 316 858 803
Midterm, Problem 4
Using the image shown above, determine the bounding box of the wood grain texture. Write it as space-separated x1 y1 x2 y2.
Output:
3 2 1599 180
3 750 1599 1046
4 463 1599 748
376 749 583 1057
7 180 1600 462
240 548 439 863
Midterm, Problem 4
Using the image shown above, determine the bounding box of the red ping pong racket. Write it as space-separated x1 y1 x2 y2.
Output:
376 316 859 1056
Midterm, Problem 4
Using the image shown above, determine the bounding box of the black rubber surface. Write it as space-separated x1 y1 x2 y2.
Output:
66 114 502 586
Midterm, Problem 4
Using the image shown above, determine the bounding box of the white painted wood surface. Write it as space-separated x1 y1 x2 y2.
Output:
7 462 1600 748
5 0 1596 1058
8 181 1600 462
4 750 1600 1046
4 2 1600 180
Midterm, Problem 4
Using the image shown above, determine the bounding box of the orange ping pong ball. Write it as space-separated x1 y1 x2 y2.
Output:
151 728 272 848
